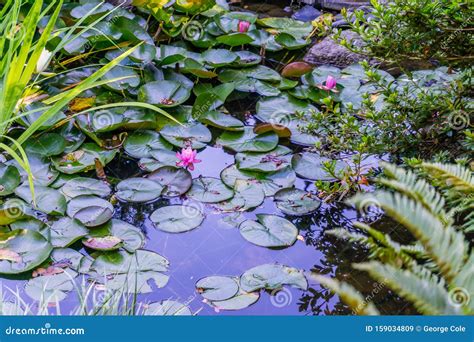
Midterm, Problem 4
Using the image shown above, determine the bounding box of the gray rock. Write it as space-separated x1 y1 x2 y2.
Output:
304 30 367 68
292 5 321 22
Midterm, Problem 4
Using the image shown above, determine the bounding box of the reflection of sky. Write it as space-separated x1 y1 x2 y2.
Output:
0 145 383 316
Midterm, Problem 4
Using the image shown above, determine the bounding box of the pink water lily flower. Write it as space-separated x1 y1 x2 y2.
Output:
238 20 251 33
176 147 201 171
321 75 337 91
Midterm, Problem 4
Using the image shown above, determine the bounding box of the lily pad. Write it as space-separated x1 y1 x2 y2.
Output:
214 179 264 212
90 249 170 293
199 111 244 131
51 248 92 274
217 127 278 153
148 166 193 197
160 123 212 149
51 217 89 248
138 80 191 107
25 270 75 302
150 205 204 233
292 153 346 181
83 219 145 252
66 195 114 227
61 177 112 198
187 177 234 203
240 264 308 292
0 229 52 274
15 184 67 216
235 146 292 173
7 154 58 186
23 133 66 157
202 49 239 67
0 199 33 225
52 143 117 174
274 188 321 216
124 130 173 159
209 291 259 311
116 178 163 203
220 165 296 196
144 300 192 316
239 214 298 248
138 149 177 172
196 276 239 301
0 165 21 196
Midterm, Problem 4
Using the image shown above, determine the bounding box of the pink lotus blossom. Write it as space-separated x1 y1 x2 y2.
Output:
238 20 251 33
176 147 201 171
321 75 337 91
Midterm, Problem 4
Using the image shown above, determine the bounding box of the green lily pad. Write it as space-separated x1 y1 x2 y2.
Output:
116 178 163 203
138 80 191 107
83 219 145 252
257 18 312 38
214 179 264 212
275 33 310 50
239 214 298 248
187 177 234 203
217 127 278 153
160 123 212 149
7 154 58 186
220 165 296 196
256 93 317 125
52 143 117 174
138 149 177 172
102 65 140 91
25 270 76 302
150 205 204 233
124 130 173 159
240 264 308 292
23 133 66 157
0 165 21 196
0 199 33 225
199 111 244 131
292 153 346 181
233 50 261 67
51 217 89 248
15 184 66 216
51 248 92 274
202 49 239 67
90 249 170 293
10 218 48 239
61 177 112 198
209 291 260 311
196 276 239 301
0 229 53 274
148 166 193 197
235 146 292 172
216 33 254 46
66 195 114 227
144 300 192 316
274 188 321 216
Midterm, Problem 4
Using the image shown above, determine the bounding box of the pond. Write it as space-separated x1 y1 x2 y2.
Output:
1 0 430 316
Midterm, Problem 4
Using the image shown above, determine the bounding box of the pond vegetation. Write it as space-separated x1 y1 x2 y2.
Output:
0 0 472 316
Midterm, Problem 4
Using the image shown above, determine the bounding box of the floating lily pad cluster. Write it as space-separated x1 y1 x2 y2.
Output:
1 0 452 313
196 264 308 311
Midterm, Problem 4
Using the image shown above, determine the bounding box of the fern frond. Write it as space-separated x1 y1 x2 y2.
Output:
350 192 469 284
421 162 474 194
311 274 380 315
380 162 449 225
354 262 464 315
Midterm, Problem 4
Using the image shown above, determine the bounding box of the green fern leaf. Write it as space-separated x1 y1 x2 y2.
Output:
311 274 380 315
354 262 464 315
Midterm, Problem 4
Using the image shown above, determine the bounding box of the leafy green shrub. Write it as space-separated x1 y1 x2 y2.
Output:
315 162 474 315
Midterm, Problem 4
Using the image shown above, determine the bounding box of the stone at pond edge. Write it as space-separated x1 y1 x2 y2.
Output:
304 31 367 68
291 5 321 22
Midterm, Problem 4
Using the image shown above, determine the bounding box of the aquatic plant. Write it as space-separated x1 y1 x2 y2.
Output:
316 162 474 315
